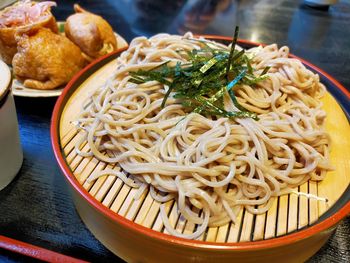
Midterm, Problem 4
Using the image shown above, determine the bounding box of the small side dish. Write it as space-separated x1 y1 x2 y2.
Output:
0 1 120 91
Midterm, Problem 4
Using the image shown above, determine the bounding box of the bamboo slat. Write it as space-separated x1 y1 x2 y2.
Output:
134 192 157 225
205 227 218 242
141 200 161 228
102 177 125 208
163 202 180 235
277 195 288 236
287 193 298 233
182 208 200 236
240 211 254 242
226 209 244 242
264 197 278 239
110 184 131 213
252 210 266 241
298 183 309 229
216 223 230 242
152 200 173 232
175 215 187 235
95 175 117 202
309 181 319 225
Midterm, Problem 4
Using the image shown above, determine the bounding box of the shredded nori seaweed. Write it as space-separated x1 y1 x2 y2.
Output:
129 27 270 120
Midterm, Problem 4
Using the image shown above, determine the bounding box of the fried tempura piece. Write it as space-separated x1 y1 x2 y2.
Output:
64 4 117 60
0 1 58 65
12 28 86 90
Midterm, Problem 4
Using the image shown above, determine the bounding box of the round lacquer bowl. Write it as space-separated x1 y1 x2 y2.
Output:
51 37 350 263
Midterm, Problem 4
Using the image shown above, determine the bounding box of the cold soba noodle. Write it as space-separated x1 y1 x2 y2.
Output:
75 33 332 239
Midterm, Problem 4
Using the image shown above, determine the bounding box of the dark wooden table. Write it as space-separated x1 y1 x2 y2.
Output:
0 0 349 262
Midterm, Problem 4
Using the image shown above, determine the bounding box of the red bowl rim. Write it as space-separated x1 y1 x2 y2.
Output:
51 36 350 251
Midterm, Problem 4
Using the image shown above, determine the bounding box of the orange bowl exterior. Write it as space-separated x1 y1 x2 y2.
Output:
51 37 350 262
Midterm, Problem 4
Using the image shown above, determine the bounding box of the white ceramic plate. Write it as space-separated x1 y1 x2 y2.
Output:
12 22 128 97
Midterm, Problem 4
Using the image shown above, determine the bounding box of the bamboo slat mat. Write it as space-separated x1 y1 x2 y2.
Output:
58 58 350 243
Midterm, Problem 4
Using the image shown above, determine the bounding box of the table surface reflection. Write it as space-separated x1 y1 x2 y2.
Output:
0 0 349 262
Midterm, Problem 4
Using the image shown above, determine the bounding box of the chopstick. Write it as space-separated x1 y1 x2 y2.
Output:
0 235 88 263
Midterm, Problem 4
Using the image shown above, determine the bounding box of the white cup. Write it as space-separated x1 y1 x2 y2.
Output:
0 60 23 190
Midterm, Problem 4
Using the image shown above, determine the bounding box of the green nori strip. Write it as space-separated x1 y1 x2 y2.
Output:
226 26 239 78
260 66 271 76
200 56 219 73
